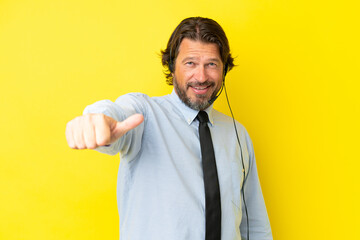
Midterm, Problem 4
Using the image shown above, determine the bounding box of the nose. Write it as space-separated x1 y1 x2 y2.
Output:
194 65 207 82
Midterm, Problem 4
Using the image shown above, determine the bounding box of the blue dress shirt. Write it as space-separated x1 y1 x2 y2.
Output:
83 90 272 240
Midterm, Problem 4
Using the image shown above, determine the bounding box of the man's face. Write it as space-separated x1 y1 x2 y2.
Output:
173 38 224 110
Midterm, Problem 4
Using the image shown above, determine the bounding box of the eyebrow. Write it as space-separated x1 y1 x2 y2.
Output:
181 57 221 64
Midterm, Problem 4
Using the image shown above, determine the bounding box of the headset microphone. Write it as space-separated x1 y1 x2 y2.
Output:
208 80 224 105
207 63 228 105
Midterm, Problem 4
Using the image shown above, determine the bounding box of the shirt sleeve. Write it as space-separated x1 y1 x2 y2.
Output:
240 129 273 240
82 93 146 158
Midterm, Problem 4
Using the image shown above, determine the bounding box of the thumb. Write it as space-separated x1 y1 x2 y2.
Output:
110 114 144 142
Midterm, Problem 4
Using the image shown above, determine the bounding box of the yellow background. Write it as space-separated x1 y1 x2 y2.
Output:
1 0 359 239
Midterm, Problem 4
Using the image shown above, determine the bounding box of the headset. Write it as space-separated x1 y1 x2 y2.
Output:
169 48 250 240
207 63 228 105
223 75 250 240
211 64 250 240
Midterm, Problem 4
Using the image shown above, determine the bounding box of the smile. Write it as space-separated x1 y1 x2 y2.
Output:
190 85 211 95
193 86 209 90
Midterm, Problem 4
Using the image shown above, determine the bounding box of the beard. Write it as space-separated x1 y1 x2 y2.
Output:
173 76 220 111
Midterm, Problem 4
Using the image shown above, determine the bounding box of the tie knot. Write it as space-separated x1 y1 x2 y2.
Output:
197 111 209 123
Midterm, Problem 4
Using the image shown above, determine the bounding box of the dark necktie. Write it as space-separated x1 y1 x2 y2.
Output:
197 111 221 240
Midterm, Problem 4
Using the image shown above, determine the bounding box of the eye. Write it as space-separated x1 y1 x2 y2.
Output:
185 61 194 66
208 62 217 67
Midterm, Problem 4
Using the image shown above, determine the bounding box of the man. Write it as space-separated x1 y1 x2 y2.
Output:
66 17 272 240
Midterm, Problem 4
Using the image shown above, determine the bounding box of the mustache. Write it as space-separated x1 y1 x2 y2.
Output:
187 81 215 88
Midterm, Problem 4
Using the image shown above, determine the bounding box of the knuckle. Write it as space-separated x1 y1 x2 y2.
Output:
90 113 103 124
96 113 107 123
86 143 97 149
84 114 92 122
96 136 109 146
68 143 76 149
77 144 86 149
66 120 72 129
74 116 82 122
66 120 76 133
73 116 83 127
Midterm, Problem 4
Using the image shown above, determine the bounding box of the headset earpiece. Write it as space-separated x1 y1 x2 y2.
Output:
169 59 174 73
168 44 174 73
224 63 228 77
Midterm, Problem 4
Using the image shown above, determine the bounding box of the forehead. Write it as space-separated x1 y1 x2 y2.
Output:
177 38 221 60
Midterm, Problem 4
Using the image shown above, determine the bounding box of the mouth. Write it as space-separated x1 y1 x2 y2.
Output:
191 86 210 95
188 83 214 95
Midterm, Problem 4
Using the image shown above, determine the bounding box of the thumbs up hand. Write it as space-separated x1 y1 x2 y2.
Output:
65 113 144 149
